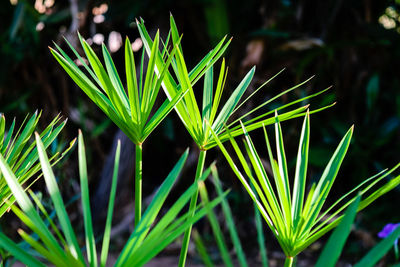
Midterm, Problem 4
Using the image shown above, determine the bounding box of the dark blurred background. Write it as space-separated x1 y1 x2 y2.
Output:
1 0 400 264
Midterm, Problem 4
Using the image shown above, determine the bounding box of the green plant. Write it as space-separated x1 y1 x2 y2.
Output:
50 29 187 226
137 15 333 266
211 111 400 266
0 111 72 218
0 131 226 267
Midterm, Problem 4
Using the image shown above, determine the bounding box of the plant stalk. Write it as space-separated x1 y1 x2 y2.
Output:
284 256 295 267
178 149 207 267
135 143 143 227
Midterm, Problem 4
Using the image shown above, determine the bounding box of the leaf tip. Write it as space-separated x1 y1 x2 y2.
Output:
184 147 190 155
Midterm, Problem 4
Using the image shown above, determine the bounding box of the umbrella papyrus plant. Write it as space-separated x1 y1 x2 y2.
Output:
138 15 334 265
211 111 400 266
50 30 187 225
0 112 72 218
0 131 226 267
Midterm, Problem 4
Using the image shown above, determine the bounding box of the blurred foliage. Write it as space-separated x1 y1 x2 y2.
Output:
0 0 400 263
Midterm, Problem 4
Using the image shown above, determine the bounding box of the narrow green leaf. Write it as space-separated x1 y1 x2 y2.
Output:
212 67 255 134
141 31 160 115
315 195 361 267
29 190 66 247
100 139 121 267
202 65 214 123
254 197 269 267
102 43 130 109
273 113 292 228
0 114 5 149
240 123 285 233
209 59 227 126
228 76 315 127
18 229 69 267
207 122 275 231
212 166 248 267
79 37 129 122
50 48 114 115
232 68 285 115
306 126 354 229
354 224 400 267
2 118 15 155
143 39 181 125
125 37 140 124
292 112 310 228
0 232 46 267
35 133 84 262
60 37 102 87
193 229 214 267
7 112 38 165
78 131 97 267
169 14 183 53
199 180 234 267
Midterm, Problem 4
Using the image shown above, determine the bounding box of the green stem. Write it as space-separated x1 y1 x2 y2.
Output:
178 149 207 267
135 143 143 227
284 256 295 267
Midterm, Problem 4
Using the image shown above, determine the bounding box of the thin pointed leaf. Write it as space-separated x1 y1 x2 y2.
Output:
212 67 255 133
78 131 97 267
125 37 140 124
315 195 361 267
307 126 354 227
0 233 46 267
0 114 5 148
202 65 214 123
102 43 130 108
212 166 248 267
100 139 120 267
292 112 310 228
354 224 400 267
193 229 214 267
35 133 84 262
141 31 160 114
199 180 234 267
273 113 292 227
